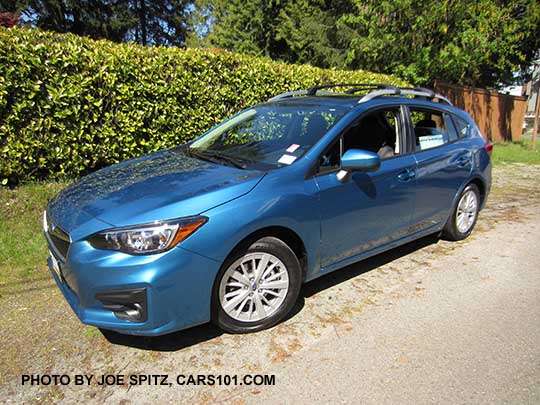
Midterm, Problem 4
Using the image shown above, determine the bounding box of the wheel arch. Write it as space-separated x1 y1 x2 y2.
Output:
466 176 487 209
444 174 488 230
222 226 308 282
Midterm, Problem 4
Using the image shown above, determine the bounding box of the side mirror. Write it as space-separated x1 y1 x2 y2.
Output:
337 149 381 183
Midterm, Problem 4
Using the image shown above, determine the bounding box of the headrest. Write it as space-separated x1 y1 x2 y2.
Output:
415 119 437 128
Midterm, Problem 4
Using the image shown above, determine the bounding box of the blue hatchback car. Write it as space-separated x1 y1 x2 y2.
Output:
44 84 492 335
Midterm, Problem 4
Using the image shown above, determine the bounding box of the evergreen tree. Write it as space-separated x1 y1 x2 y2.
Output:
0 0 25 13
191 0 287 58
141 0 192 46
22 0 135 42
276 0 353 68
337 0 540 86
1 0 193 46
191 0 540 87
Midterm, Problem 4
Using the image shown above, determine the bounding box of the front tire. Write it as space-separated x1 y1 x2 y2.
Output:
442 183 480 241
212 237 302 334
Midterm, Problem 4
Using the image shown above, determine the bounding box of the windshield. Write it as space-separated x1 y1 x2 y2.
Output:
188 104 349 169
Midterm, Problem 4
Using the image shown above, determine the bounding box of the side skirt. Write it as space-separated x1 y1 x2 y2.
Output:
305 223 442 283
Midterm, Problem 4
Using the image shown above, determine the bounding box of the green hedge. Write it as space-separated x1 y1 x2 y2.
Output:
0 28 407 185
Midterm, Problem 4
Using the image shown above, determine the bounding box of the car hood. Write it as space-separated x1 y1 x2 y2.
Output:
47 148 265 239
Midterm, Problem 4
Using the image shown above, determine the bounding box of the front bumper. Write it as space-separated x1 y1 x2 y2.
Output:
46 239 221 336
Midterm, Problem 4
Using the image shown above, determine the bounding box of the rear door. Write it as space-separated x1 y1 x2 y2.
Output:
407 106 472 230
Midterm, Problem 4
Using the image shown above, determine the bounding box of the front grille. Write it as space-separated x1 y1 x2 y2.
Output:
49 232 70 258
43 211 71 261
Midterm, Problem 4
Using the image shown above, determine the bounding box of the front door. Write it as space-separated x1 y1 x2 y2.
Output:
314 106 417 269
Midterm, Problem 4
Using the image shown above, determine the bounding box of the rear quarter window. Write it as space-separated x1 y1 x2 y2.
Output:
470 124 483 138
452 115 472 139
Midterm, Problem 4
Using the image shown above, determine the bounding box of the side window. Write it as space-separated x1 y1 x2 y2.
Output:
318 139 341 173
317 108 402 173
453 116 471 139
470 124 483 138
342 109 402 158
445 114 459 142
410 108 450 151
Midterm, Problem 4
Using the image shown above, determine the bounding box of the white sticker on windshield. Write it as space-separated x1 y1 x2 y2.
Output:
286 144 300 153
278 154 297 165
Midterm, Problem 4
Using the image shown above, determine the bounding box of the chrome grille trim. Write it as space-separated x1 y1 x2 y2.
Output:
43 210 71 262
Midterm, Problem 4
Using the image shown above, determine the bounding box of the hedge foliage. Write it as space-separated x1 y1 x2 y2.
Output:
0 27 407 185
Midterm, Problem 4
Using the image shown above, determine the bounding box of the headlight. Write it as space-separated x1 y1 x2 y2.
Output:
88 216 207 255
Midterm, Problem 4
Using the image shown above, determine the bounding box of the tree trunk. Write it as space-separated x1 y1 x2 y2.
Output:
139 0 147 45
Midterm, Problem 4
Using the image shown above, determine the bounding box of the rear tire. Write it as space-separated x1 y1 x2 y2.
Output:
211 237 302 334
442 183 480 241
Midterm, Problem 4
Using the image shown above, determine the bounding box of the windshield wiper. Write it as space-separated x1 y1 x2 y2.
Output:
187 149 249 169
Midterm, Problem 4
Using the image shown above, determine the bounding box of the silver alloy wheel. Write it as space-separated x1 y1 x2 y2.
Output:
456 189 478 233
219 252 290 322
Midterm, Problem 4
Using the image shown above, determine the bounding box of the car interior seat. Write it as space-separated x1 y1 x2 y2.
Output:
415 119 437 129
414 118 440 145
344 114 395 158
304 114 329 141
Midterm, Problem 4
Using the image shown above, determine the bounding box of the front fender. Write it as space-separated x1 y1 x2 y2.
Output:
179 177 321 281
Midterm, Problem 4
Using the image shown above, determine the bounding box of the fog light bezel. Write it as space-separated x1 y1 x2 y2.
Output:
95 288 148 322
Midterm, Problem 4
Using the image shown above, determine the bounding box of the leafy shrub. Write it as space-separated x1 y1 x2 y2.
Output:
0 27 407 185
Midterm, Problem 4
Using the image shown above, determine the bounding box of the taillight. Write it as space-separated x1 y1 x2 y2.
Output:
484 142 493 156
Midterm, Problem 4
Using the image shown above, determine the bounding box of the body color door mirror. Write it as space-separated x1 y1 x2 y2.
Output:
337 149 381 183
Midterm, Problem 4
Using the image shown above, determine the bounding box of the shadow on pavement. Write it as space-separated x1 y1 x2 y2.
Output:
100 298 306 352
303 233 440 297
100 323 223 352
101 233 440 351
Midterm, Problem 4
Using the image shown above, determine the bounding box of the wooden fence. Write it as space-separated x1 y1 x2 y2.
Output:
434 81 527 142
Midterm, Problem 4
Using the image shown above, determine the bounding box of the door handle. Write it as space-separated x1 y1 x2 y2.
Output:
397 168 416 182
456 155 470 168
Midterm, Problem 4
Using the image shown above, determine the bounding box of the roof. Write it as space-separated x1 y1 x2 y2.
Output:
266 84 453 108
268 95 363 108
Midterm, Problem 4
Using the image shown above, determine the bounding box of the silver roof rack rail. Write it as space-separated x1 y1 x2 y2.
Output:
268 84 453 105
306 83 395 95
268 90 308 102
269 83 395 101
358 87 452 105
